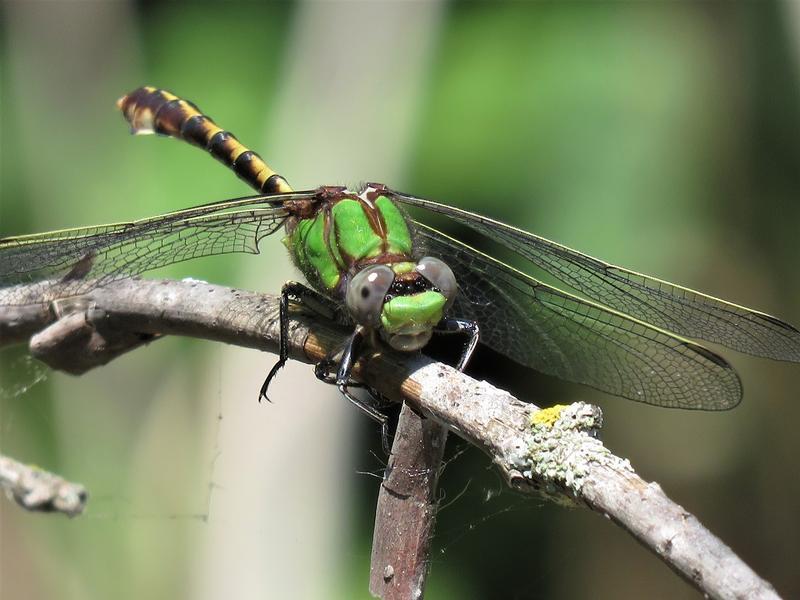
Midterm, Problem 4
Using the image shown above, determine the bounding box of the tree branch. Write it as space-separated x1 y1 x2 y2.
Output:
0 455 87 517
368 404 448 599
0 278 781 599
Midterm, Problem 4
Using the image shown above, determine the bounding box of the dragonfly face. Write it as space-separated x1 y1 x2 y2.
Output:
345 256 456 351
289 183 457 351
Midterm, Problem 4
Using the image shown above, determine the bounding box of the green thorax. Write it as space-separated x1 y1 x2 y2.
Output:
285 193 413 293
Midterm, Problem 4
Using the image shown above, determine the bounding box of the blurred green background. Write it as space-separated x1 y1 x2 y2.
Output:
2 1 799 598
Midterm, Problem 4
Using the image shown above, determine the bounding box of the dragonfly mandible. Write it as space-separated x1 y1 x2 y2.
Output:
1 86 798 424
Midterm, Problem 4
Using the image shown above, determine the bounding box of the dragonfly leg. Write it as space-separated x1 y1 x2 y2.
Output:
435 317 481 372
314 328 390 449
313 355 338 384
259 281 341 402
314 355 366 388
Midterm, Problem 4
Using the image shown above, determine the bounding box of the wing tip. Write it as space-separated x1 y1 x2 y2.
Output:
756 311 800 333
679 340 743 411
686 341 732 369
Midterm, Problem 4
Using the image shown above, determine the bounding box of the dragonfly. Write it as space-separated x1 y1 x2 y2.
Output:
1 86 798 426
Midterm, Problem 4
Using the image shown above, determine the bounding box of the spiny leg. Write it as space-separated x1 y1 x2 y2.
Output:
435 317 480 372
315 329 390 448
259 281 341 402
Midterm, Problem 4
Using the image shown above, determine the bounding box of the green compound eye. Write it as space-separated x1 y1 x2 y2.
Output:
346 264 394 327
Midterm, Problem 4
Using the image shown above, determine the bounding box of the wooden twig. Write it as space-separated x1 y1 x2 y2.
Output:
368 405 448 599
0 278 782 599
0 455 87 517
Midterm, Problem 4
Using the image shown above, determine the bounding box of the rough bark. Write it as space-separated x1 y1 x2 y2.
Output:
0 278 781 600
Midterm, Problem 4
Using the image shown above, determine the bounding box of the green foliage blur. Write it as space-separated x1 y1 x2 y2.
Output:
2 2 799 599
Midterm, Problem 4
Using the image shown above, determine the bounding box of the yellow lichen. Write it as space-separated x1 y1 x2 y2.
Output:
530 405 569 428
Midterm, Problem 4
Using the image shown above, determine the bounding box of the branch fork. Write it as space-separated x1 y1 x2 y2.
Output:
0 278 782 599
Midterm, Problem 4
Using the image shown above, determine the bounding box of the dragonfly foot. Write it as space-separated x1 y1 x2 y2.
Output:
435 317 480 372
314 358 337 384
338 382 390 452
314 356 366 389
259 358 286 403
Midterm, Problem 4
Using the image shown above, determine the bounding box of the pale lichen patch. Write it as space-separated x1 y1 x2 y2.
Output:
509 402 630 501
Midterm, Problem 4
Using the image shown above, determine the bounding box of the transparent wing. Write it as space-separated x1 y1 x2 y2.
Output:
394 191 800 362
0 192 316 306
414 222 742 409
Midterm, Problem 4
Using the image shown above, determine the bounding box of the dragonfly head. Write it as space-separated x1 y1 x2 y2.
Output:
345 258 457 351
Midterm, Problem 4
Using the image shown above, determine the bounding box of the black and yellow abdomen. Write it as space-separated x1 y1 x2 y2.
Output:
117 86 291 194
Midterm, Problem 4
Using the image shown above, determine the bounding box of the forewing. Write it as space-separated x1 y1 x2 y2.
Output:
0 193 313 306
415 222 742 410
394 192 800 362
